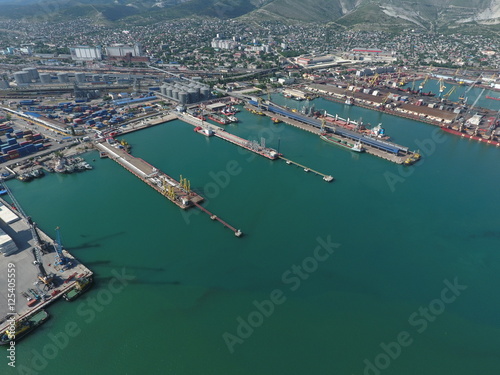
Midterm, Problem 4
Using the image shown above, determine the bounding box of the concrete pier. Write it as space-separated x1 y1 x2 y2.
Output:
0 197 93 333
96 140 242 236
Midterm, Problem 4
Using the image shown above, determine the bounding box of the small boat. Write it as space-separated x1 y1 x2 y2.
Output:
320 134 364 152
227 115 239 123
63 276 93 302
403 152 421 166
0 310 50 345
17 173 34 182
271 117 281 124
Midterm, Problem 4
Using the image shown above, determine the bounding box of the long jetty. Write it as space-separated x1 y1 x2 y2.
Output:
248 101 413 165
279 156 334 182
177 112 334 181
96 140 242 237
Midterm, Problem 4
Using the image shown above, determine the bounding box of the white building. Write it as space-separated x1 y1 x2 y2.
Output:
105 44 144 57
70 46 103 61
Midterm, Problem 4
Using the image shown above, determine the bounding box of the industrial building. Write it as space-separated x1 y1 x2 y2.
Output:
70 46 103 61
0 203 19 256
159 80 211 105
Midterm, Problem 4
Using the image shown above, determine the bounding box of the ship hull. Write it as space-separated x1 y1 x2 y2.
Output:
320 134 364 152
441 127 500 147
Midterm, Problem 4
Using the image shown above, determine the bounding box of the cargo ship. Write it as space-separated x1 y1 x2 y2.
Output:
0 310 50 345
441 126 500 146
63 275 93 301
486 95 500 101
320 133 364 152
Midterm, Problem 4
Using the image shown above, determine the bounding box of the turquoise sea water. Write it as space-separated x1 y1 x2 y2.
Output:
3 94 500 375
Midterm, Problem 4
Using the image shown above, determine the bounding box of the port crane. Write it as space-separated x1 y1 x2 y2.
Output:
438 78 446 97
441 86 456 101
2 182 55 288
54 226 70 267
418 75 430 93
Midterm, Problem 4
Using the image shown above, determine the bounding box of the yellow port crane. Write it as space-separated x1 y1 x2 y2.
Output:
418 74 430 92
442 86 456 100
438 77 446 97
179 175 191 192
368 73 379 87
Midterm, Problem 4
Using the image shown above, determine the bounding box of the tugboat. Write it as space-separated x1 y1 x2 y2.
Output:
320 133 364 152
17 173 34 182
63 276 93 301
0 310 50 345
403 151 421 166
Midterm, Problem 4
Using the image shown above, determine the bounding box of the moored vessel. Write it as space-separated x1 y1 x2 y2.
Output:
0 310 50 345
63 275 93 301
320 133 364 152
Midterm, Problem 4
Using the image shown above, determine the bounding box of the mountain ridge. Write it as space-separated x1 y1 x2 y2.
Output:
0 0 498 32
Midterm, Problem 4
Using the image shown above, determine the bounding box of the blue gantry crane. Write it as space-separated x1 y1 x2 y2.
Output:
54 226 70 267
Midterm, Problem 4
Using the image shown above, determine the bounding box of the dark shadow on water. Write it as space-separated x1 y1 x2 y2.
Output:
67 231 126 251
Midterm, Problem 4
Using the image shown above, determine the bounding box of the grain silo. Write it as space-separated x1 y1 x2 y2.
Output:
187 89 197 103
178 91 188 105
75 72 86 83
39 74 52 84
172 89 179 100
200 86 210 100
57 73 69 83
23 67 39 81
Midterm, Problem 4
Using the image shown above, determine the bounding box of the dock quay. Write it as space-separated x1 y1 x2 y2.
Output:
248 101 414 165
96 140 243 236
177 113 280 159
117 112 178 136
96 140 203 209
178 113 333 181
0 196 94 335
279 156 334 182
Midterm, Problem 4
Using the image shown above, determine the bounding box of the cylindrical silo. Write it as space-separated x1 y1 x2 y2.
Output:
75 72 86 83
102 74 109 83
187 89 197 103
172 89 179 100
200 87 210 100
23 67 39 81
92 74 100 82
178 91 187 104
39 73 52 84
57 73 69 83
13 72 27 85
0 80 9 89
160 85 167 95
166 87 173 98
